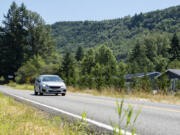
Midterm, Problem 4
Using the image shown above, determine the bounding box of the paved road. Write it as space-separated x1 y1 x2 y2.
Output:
0 85 180 135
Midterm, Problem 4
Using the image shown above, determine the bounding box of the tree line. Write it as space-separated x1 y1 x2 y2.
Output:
128 33 180 73
15 33 180 92
51 4 180 61
1 2 180 93
15 45 126 90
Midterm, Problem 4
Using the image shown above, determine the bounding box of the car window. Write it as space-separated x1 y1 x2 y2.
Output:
36 76 41 82
42 76 62 82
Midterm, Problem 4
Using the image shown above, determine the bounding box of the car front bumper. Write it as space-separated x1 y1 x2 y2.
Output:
42 88 66 94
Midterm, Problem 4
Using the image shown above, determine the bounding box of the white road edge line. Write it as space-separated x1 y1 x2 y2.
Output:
6 92 134 135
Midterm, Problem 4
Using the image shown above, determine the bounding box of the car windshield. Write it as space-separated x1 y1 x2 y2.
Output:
42 76 62 82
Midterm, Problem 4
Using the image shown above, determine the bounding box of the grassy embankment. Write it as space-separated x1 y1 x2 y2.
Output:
8 82 34 90
7 82 180 104
68 87 180 105
0 92 94 135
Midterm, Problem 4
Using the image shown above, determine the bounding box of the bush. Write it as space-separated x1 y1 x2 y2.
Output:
16 55 59 83
138 77 152 93
113 77 125 90
157 75 171 95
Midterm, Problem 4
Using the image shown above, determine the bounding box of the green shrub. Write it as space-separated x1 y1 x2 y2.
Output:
15 55 59 83
157 75 171 95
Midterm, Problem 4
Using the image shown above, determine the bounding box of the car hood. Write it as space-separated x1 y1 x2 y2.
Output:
43 81 65 86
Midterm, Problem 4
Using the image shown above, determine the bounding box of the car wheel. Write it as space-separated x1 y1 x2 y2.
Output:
39 87 43 95
34 91 38 95
62 93 66 96
34 87 38 95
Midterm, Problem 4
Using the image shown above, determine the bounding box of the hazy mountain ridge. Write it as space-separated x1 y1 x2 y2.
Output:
51 5 180 60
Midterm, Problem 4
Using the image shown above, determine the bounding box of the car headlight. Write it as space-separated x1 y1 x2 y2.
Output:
42 84 48 87
61 83 66 89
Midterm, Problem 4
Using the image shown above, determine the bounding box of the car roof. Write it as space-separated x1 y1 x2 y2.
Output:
39 75 59 77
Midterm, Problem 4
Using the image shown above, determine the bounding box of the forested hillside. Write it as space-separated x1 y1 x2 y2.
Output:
1 2 180 92
51 5 180 60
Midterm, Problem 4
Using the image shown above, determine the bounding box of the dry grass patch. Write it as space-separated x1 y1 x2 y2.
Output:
7 83 34 90
0 93 63 135
68 86 180 105
0 93 94 135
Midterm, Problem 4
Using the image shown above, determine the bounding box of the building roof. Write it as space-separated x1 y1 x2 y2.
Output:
156 69 180 79
125 72 161 80
167 69 180 76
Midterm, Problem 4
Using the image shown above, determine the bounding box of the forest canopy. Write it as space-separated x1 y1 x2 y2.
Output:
51 5 180 61
1 2 180 92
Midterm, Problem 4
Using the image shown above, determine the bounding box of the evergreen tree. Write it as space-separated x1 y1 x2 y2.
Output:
59 52 76 86
113 62 127 89
156 34 170 58
155 57 168 72
96 45 117 66
96 45 117 74
92 63 105 90
81 49 95 74
129 41 153 73
75 46 84 61
0 27 6 79
26 11 55 58
95 45 118 85
0 2 55 80
144 36 157 62
2 2 27 80
169 33 180 60
80 49 95 88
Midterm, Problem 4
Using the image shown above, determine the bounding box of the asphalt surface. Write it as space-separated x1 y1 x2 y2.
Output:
0 85 180 135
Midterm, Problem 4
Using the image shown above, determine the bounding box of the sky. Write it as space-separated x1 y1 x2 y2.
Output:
1 0 180 24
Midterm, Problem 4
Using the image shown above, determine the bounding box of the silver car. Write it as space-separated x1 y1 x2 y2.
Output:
34 75 66 96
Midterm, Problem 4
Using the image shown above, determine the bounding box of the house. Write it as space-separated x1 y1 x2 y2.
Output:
159 69 180 79
157 69 180 91
125 72 161 81
124 72 161 90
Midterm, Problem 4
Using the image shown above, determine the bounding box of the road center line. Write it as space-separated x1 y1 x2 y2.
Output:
5 92 134 135
68 94 180 113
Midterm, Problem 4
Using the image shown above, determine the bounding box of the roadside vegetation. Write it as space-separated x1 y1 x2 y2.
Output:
0 93 95 135
67 87 180 104
113 100 141 135
8 82 34 90
0 92 140 135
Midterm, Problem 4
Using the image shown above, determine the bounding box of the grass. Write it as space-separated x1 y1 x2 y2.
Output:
68 87 180 105
7 82 180 105
0 93 95 135
8 82 34 90
0 92 140 135
113 100 141 135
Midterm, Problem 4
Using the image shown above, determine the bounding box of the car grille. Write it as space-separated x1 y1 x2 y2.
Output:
48 90 61 92
49 86 61 89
